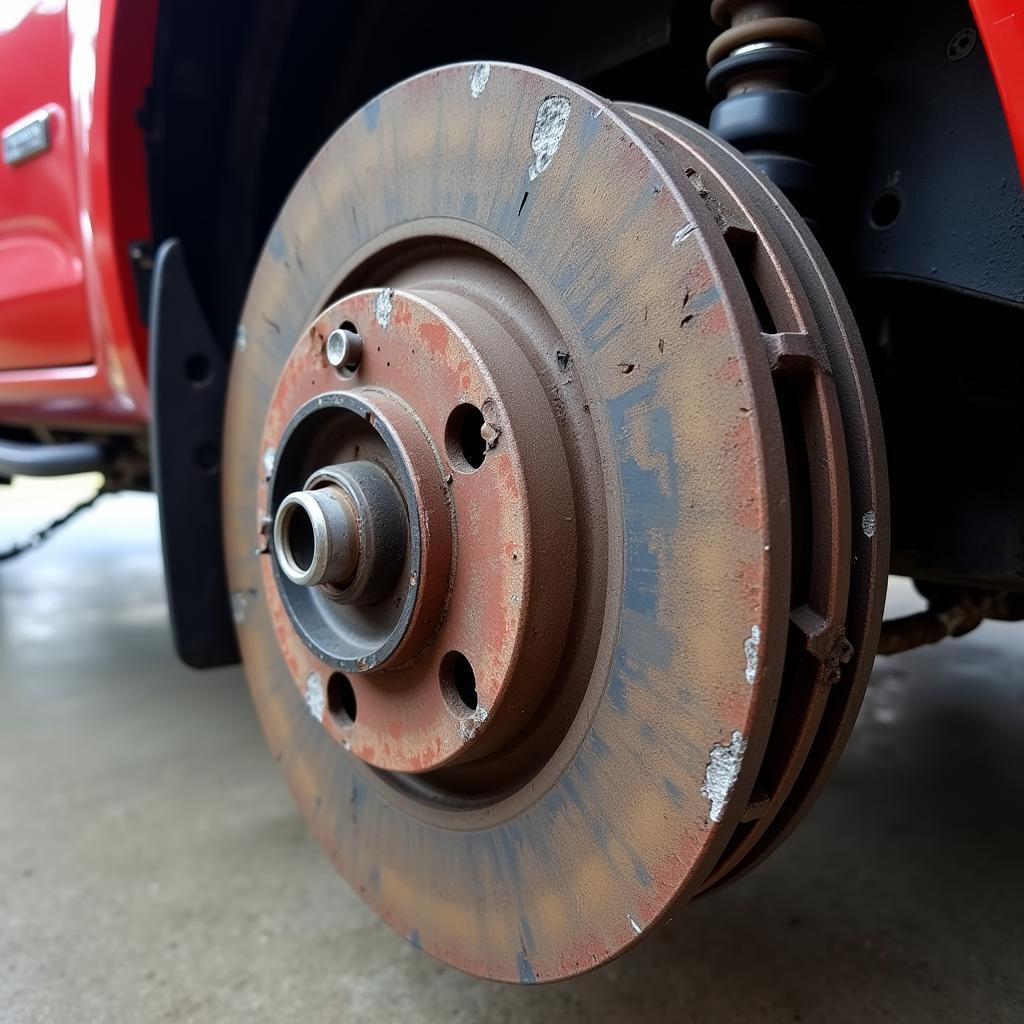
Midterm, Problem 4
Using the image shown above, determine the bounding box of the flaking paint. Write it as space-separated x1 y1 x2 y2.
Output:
701 730 747 823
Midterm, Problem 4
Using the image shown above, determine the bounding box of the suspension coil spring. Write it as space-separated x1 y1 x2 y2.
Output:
706 1 825 219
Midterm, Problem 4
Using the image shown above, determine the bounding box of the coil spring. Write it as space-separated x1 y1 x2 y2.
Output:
706 1 824 219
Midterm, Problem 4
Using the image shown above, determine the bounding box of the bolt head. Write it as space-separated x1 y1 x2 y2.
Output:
326 328 363 371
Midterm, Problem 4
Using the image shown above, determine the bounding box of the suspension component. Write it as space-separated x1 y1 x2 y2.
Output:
706 1 824 219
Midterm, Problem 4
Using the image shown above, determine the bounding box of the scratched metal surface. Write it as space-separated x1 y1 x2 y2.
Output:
223 62 796 981
620 106 889 890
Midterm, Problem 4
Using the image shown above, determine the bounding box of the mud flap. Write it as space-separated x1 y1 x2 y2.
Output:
149 239 239 667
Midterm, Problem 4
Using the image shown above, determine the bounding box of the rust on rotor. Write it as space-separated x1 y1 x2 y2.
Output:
620 105 889 890
257 287 576 772
221 62 887 982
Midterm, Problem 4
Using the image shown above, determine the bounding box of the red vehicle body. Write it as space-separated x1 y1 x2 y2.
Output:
0 0 1021 431
0 0 152 428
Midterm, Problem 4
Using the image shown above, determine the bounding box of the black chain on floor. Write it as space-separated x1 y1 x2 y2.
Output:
0 488 105 562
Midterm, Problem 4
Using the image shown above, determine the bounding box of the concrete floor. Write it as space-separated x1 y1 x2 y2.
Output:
1 478 1023 1024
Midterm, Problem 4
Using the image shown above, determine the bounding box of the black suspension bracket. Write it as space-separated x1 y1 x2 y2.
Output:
706 1 824 222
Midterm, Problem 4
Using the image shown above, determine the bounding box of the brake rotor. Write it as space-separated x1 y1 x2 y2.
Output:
222 63 888 982
618 105 890 890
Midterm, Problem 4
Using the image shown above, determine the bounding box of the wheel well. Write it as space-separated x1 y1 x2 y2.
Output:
144 0 710 352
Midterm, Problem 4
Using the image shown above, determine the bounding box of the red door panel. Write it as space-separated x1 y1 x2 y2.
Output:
0 2 93 371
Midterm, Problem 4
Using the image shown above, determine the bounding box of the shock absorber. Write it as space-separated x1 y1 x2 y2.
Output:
706 1 824 221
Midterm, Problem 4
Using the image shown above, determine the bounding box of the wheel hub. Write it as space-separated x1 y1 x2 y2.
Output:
259 286 579 772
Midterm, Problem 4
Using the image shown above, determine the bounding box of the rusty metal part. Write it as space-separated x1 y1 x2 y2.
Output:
619 106 889 892
878 588 1024 655
877 606 984 656
259 287 577 773
222 63 888 982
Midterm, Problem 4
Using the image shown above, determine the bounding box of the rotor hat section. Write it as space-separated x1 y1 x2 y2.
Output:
258 286 577 774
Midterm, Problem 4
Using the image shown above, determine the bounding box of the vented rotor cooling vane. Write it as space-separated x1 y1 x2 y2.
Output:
223 62 887 982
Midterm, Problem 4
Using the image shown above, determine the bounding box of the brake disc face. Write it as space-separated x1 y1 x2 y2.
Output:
223 63 887 982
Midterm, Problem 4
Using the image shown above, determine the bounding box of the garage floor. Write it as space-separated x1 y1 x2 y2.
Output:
2 479 1023 1023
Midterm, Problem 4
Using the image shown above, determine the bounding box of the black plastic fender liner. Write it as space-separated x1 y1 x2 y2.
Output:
149 239 239 668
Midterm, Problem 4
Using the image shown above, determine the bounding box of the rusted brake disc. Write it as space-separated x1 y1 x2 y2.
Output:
222 63 888 982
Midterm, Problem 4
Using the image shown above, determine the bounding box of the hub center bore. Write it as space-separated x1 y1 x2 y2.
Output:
273 460 408 601
266 388 438 679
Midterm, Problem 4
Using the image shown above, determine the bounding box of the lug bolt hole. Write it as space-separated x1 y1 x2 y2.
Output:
440 651 478 716
445 403 486 472
327 672 357 726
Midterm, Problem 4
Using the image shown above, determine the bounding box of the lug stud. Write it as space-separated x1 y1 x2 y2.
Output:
325 328 363 372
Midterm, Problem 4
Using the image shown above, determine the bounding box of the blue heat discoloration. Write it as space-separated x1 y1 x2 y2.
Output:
628 167 666 218
647 405 680 498
498 826 525 882
598 362 684 720
607 370 680 620
578 102 605 150
539 780 570 819
681 282 721 318
268 228 286 262
519 915 536 955
552 260 585 298
563 759 655 892
363 97 380 133
633 859 653 888
351 775 367 807
461 192 478 220
607 606 675 722
618 481 659 606
368 867 380 890
408 929 422 950
563 774 607 850
664 777 685 807
607 664 630 712
573 731 611 785
349 775 368 825
581 297 623 353
489 177 534 245
465 823 529 908
588 729 611 761
517 951 537 984
606 370 660 444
